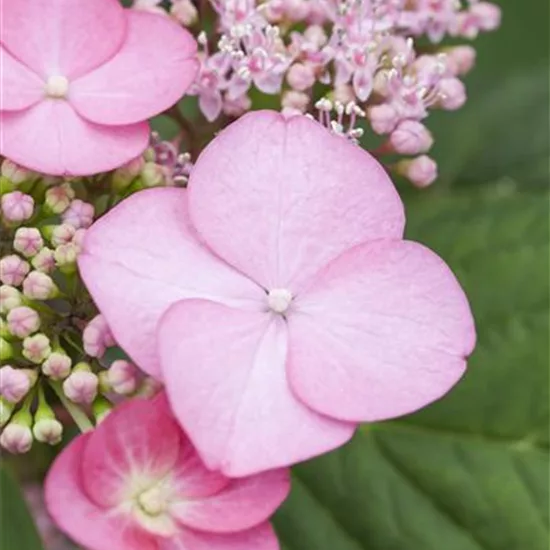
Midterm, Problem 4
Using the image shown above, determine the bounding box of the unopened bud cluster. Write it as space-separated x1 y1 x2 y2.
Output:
0 155 171 453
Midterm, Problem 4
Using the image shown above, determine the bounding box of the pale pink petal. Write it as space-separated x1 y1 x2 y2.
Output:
1 0 126 79
188 111 404 291
158 300 356 477
81 396 180 507
0 100 149 176
0 47 44 111
71 11 198 125
164 523 280 550
172 431 230 499
45 434 159 550
78 188 263 377
287 240 476 422
171 469 290 533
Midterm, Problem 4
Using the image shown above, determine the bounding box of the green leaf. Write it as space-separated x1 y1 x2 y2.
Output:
0 467 45 550
274 184 549 550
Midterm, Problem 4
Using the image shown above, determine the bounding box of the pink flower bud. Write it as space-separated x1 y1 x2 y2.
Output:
6 306 40 338
22 333 51 363
1 160 33 185
42 352 72 380
0 366 31 403
400 156 438 188
281 90 310 115
83 314 115 357
44 183 75 214
222 95 252 118
54 243 78 267
51 223 76 247
287 63 316 91
438 78 467 111
31 247 56 273
389 120 434 155
13 227 44 258
303 25 327 48
33 418 63 445
61 199 94 229
0 422 33 453
72 229 87 252
23 271 57 300
0 285 22 313
283 0 309 21
171 0 198 25
63 370 98 404
445 45 476 76
368 104 398 135
108 360 138 395
471 2 502 31
0 255 30 286
1 191 34 223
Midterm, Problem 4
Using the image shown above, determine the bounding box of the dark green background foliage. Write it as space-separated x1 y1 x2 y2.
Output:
0 1 548 549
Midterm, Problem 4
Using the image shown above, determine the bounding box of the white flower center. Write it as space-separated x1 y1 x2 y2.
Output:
137 485 167 517
267 288 293 314
45 75 69 98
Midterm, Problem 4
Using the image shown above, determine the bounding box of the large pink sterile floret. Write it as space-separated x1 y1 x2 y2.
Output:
0 0 198 176
45 394 288 550
78 110 476 477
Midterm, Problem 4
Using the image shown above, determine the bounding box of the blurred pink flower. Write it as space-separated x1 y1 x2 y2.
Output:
45 394 288 550
79 111 475 477
1 0 198 176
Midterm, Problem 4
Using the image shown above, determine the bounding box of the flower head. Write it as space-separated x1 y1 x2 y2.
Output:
45 395 288 550
79 111 475 477
1 0 198 175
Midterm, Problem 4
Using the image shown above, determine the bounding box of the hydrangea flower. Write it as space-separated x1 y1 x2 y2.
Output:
79 111 476 477
0 0 198 176
46 394 288 550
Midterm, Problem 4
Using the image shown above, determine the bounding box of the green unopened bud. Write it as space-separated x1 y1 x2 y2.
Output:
112 157 145 192
141 162 165 188
54 243 78 273
0 398 14 428
0 337 14 361
33 387 63 445
92 396 113 425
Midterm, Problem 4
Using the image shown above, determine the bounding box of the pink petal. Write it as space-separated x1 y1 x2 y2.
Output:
158 299 355 477
81 396 181 507
0 46 44 111
78 188 263 377
172 429 230 499
171 469 290 533
70 11 198 125
1 0 126 79
45 434 159 550
287 240 476 422
164 523 280 550
188 111 404 292
0 100 149 176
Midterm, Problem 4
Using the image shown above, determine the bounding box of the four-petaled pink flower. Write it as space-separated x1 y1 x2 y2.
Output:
1 0 198 176
79 111 476 477
45 394 289 550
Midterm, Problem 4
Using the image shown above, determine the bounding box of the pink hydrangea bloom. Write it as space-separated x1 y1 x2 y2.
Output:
79 111 476 476
45 394 288 550
1 0 198 176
